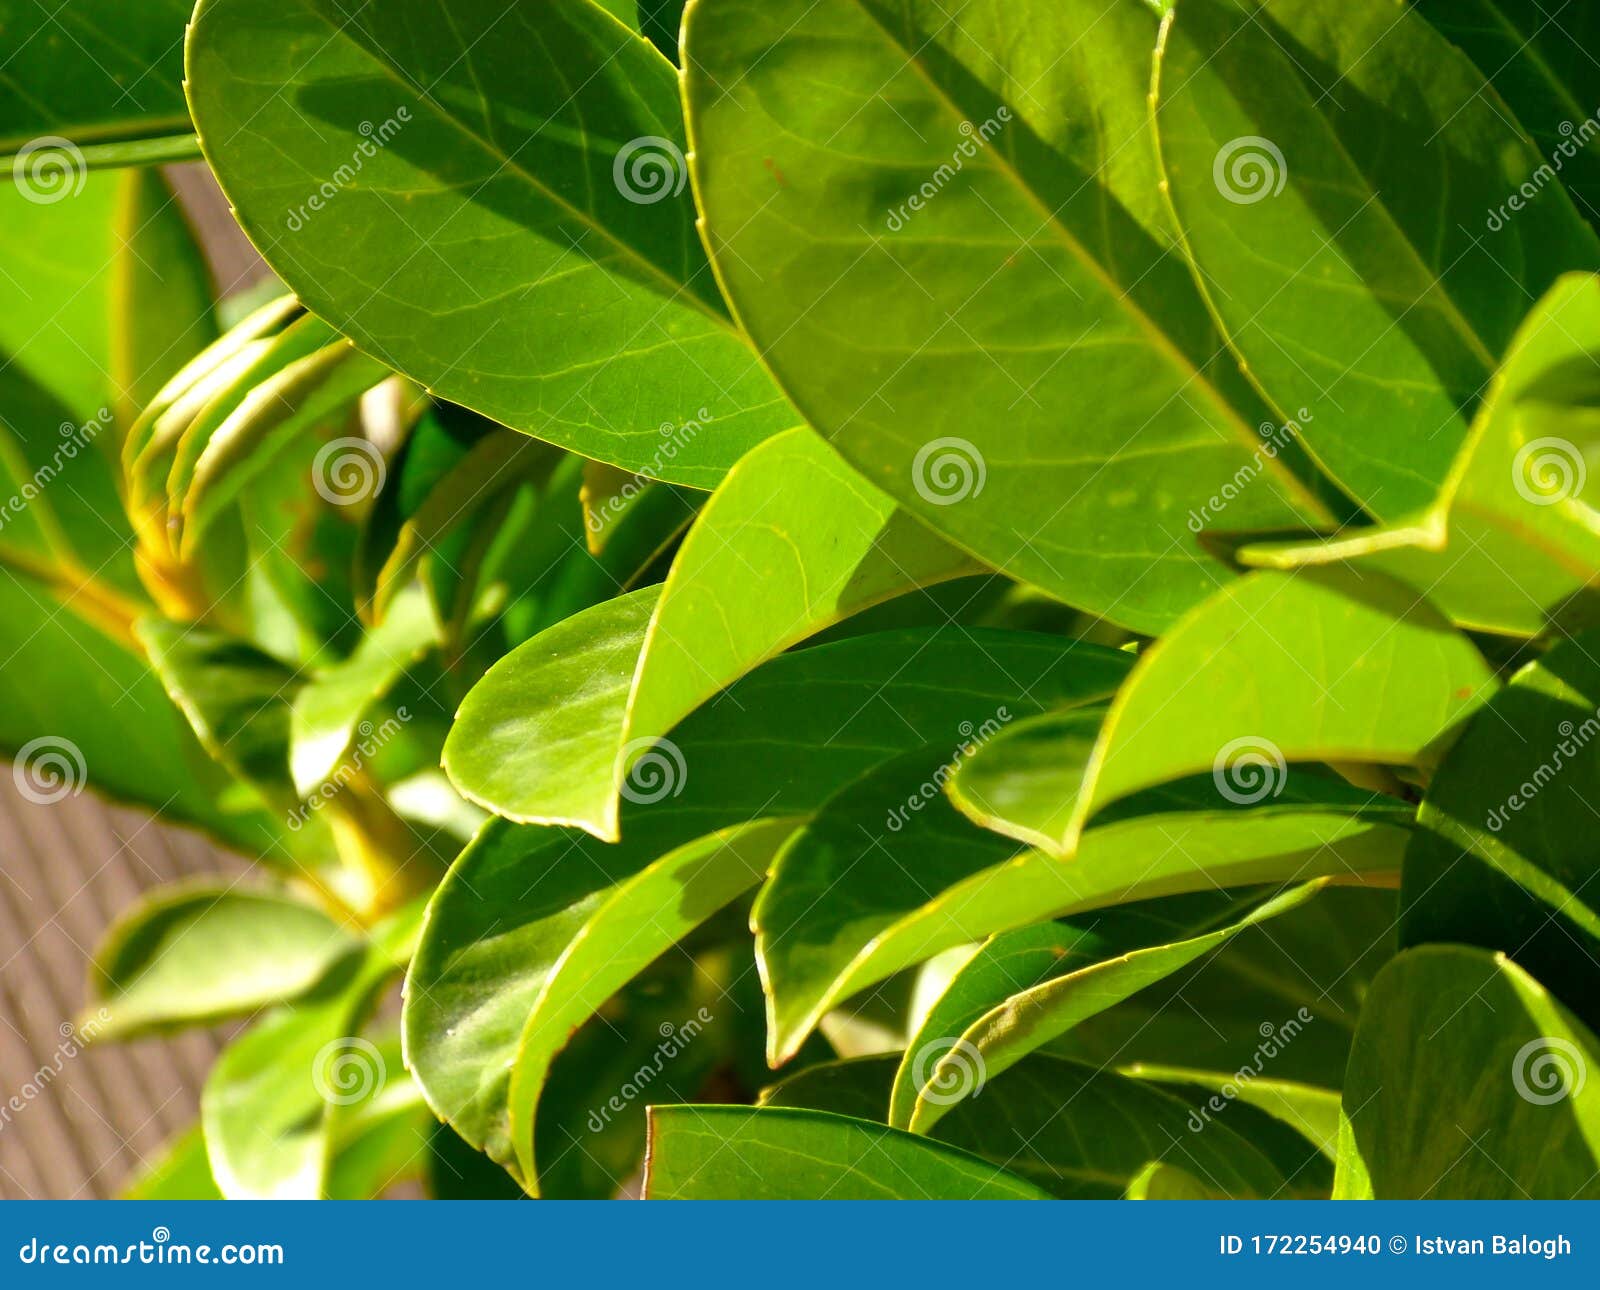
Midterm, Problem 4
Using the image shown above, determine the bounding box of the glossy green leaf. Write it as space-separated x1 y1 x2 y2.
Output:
1400 631 1600 1032
683 0 1335 633
180 342 391 549
754 1053 1286 1198
1123 1064 1341 1164
534 954 736 1198
504 818 799 1189
1155 0 1599 514
0 176 136 582
412 625 1123 1167
1125 1162 1217 1199
0 1 192 157
891 921 1079 1128
761 762 1411 1063
945 708 1105 855
0 174 286 850
1062 884 1399 1095
1335 945 1600 1199
908 883 1322 1132
642 1105 1050 1199
110 168 217 432
609 427 978 838
1416 0 1600 234
444 587 659 827
1238 274 1600 637
187 0 796 486
202 906 419 1199
447 429 977 837
135 617 300 807
87 882 356 1040
289 586 437 797
447 607 1127 837
322 1035 433 1200
1067 568 1494 845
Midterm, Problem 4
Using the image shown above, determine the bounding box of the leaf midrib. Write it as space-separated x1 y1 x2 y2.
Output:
842 0 1331 521
1174 0 1507 374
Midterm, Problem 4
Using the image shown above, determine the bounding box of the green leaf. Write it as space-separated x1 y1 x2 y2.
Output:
446 597 1127 834
609 428 979 838
682 0 1335 632
120 1126 221 1200
186 0 796 486
122 294 301 494
642 1105 1051 1199
891 920 1085 1128
1335 945 1600 1199
180 341 391 550
148 312 337 512
1400 630 1600 1032
756 1054 1287 1198
534 954 736 1198
87 882 356 1040
202 906 419 1199
1061 885 1399 1094
135 617 301 808
760 1055 900 1121
504 818 799 1189
0 567 288 856
1239 274 1600 637
945 707 1104 855
1416 0 1600 235
322 1034 433 1199
444 586 660 827
1124 1162 1218 1199
906 883 1323 1132
450 428 977 837
935 1056 1286 1198
413 625 1121 1167
289 585 437 797
760 758 1411 1063
0 175 137 583
110 168 218 432
1154 0 1599 514
0 1 192 156
1067 568 1494 845
1123 1064 1341 1164
758 745 1025 1064
368 429 556 623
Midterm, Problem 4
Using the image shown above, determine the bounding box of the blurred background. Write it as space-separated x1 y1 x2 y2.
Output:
0 165 266 1199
